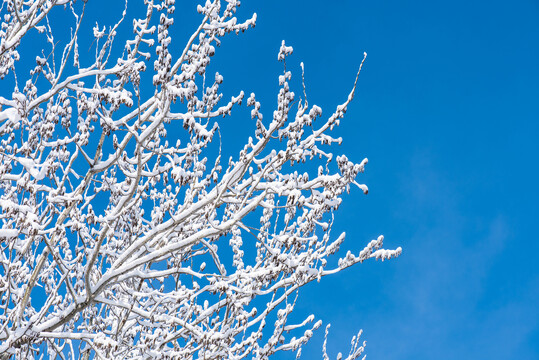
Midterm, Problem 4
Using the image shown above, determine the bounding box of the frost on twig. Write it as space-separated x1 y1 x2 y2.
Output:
0 0 400 358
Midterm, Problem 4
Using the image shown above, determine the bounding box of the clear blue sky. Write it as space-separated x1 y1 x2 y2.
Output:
10 1 538 358
209 1 538 359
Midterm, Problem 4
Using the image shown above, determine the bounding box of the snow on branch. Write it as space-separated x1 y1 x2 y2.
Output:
0 0 400 358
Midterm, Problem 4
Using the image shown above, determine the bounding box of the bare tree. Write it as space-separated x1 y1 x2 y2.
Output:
0 0 401 358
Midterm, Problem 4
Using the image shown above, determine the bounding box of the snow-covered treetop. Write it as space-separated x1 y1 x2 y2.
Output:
0 0 400 358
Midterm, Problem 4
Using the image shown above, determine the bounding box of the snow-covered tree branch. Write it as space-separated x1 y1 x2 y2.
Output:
0 0 401 358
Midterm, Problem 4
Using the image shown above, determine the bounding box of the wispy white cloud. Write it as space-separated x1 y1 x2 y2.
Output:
359 150 538 360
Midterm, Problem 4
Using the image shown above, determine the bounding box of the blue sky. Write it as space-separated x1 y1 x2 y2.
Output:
6 0 538 358
211 1 539 359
